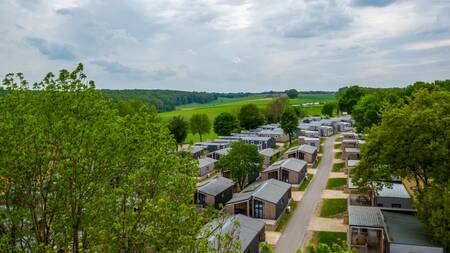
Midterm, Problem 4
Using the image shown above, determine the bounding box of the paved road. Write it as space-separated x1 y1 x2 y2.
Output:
275 135 339 253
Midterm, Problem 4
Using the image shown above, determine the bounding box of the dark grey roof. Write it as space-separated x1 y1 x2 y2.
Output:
382 210 440 247
206 214 265 252
259 148 280 157
263 158 307 173
227 179 290 204
198 177 234 196
348 206 384 228
377 183 411 199
198 157 217 168
299 144 318 154
345 147 360 153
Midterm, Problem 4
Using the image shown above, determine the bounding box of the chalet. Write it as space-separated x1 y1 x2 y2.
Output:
261 158 307 185
224 179 291 220
337 121 351 132
258 128 288 142
319 125 334 137
344 148 360 163
259 148 281 167
343 132 359 140
208 147 231 160
205 214 265 253
181 145 206 159
284 144 318 163
195 142 230 152
299 129 320 138
196 177 234 208
342 139 365 150
346 159 360 169
348 206 443 253
198 157 217 178
241 136 276 150
298 136 320 148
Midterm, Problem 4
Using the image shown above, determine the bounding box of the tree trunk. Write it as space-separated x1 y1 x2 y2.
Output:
199 133 202 142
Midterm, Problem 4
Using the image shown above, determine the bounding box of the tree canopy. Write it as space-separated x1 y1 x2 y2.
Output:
213 112 240 136
285 89 299 99
280 107 299 144
321 102 336 117
337 86 367 114
215 142 263 190
238 104 265 130
0 65 215 252
352 89 450 247
190 113 211 142
266 97 289 123
168 115 189 146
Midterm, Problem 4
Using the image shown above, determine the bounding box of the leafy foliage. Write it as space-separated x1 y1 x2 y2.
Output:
0 65 214 252
321 102 336 117
238 104 265 130
336 86 367 114
213 112 240 136
266 98 289 123
215 142 263 190
168 115 189 146
302 241 356 253
280 107 299 144
285 89 299 98
190 113 211 142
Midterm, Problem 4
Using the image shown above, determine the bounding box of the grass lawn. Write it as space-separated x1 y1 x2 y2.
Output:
335 137 343 142
313 156 322 168
276 201 299 232
159 94 336 143
332 162 345 172
334 151 342 159
334 143 342 149
326 178 347 190
320 137 326 144
312 231 347 246
299 174 313 191
320 199 347 218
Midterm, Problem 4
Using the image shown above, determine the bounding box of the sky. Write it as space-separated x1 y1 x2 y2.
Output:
0 0 449 92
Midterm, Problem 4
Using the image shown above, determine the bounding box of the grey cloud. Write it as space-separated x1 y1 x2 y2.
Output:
351 0 397 7
25 37 76 60
91 60 139 74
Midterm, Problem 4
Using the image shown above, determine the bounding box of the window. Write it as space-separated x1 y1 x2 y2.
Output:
254 200 263 218
392 203 401 208
282 170 289 183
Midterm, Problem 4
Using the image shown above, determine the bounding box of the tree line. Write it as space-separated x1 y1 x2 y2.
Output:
338 80 450 249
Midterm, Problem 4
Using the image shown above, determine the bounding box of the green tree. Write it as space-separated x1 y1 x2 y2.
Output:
260 242 275 253
266 98 289 123
285 89 299 99
213 112 240 136
238 104 265 130
294 105 307 118
190 113 211 142
0 65 211 252
352 89 450 247
168 115 189 147
337 86 366 114
216 142 263 190
280 107 299 144
352 90 404 132
321 102 336 117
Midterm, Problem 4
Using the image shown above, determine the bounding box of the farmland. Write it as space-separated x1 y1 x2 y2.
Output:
159 93 336 143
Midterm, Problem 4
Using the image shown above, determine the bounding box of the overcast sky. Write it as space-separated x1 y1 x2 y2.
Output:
0 0 449 92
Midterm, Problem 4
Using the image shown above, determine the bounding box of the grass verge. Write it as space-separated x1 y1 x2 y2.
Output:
334 151 342 159
313 156 322 168
326 178 347 190
299 173 313 191
334 143 342 149
311 231 347 246
320 199 347 218
332 162 345 172
335 137 343 142
276 201 299 232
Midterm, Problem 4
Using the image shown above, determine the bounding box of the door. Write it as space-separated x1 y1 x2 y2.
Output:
281 169 289 183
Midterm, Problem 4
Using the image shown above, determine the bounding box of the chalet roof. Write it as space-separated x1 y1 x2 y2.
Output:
206 214 265 252
241 136 273 142
377 183 411 199
299 144 318 154
345 147 360 153
259 129 284 135
213 148 231 156
198 157 217 168
382 210 440 247
227 179 290 205
263 158 307 173
197 177 234 196
259 148 280 157
347 160 360 167
348 206 384 228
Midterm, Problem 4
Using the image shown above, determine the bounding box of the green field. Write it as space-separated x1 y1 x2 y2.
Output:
159 93 336 143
